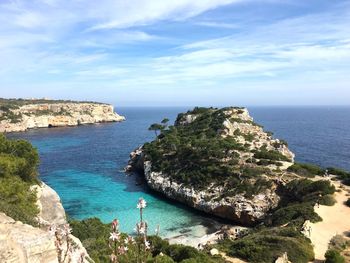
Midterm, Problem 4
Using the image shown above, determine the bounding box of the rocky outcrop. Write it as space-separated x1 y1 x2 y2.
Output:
128 149 280 225
0 183 91 263
0 101 125 133
127 107 297 225
0 213 57 263
275 253 292 263
220 108 294 162
32 182 67 226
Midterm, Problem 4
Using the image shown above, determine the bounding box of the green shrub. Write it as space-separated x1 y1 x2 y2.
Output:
325 249 345 263
0 134 39 182
271 203 321 226
71 220 224 263
221 227 314 263
328 167 350 186
243 133 255 142
284 179 335 203
0 176 39 225
327 167 350 179
147 254 175 263
329 235 349 251
70 218 112 263
0 135 40 225
287 163 324 177
269 179 336 227
320 194 336 206
253 149 291 162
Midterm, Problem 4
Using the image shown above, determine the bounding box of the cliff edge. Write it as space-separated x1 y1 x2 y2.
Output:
0 98 125 132
0 182 91 263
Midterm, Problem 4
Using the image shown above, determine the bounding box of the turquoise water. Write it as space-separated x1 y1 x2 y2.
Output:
8 107 221 239
8 106 350 238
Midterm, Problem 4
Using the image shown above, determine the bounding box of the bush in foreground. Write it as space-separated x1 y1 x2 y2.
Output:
70 201 225 263
325 249 345 263
320 194 336 206
0 134 40 225
218 227 314 263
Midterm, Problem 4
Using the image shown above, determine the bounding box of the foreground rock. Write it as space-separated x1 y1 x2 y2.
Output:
0 183 91 263
127 107 298 225
0 99 125 132
0 213 57 263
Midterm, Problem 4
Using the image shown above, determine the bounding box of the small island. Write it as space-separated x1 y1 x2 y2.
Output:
0 98 125 133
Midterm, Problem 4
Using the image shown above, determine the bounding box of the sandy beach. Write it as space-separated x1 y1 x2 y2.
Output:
310 180 350 261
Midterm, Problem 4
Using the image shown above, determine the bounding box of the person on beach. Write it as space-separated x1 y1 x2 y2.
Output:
308 226 312 237
316 194 322 208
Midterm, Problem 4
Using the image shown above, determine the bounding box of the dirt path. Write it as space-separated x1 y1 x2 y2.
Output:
309 181 350 261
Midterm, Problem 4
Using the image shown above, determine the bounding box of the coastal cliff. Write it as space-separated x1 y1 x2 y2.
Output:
127 107 299 225
0 182 91 263
0 98 125 132
0 134 91 262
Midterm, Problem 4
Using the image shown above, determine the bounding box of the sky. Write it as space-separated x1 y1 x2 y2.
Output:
0 0 349 107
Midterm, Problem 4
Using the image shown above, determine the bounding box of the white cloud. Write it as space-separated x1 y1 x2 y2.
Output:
14 11 45 28
195 21 240 29
87 0 243 30
0 0 350 105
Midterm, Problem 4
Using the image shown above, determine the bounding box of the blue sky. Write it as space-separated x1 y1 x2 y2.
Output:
0 0 349 106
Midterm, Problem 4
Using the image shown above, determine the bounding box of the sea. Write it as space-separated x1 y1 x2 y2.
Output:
7 106 350 240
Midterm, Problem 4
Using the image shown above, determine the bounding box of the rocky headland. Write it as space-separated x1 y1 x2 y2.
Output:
127 107 298 225
0 98 125 132
126 107 350 262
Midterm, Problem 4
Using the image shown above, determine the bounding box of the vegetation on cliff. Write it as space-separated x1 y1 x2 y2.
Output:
132 107 348 263
0 134 39 225
143 107 290 196
269 179 335 227
218 227 314 263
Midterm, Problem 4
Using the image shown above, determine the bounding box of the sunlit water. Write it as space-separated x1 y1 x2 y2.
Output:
8 106 350 239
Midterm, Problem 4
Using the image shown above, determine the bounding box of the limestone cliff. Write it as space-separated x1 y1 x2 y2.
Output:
127 107 299 225
0 99 125 132
0 183 91 263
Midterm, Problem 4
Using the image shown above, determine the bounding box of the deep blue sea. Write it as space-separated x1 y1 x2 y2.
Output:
7 106 350 239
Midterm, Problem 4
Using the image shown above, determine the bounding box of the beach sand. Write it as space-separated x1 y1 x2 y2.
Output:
309 180 350 261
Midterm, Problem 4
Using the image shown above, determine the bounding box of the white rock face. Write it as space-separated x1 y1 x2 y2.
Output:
221 108 294 162
0 183 92 263
127 107 297 225
0 102 125 133
32 182 67 226
275 252 292 263
0 213 58 263
143 161 280 225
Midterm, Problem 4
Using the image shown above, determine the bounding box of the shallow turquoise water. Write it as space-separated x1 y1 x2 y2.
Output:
8 107 219 238
8 106 350 238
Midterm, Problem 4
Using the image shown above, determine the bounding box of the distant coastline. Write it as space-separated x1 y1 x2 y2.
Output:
0 98 125 133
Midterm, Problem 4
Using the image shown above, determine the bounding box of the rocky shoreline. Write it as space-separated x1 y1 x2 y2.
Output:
0 101 125 133
126 107 298 226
